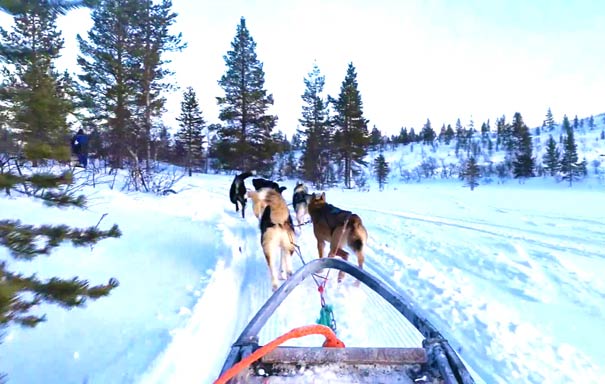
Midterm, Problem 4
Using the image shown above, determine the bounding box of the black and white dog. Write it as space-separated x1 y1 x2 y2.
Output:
252 178 287 194
292 181 311 226
229 171 254 218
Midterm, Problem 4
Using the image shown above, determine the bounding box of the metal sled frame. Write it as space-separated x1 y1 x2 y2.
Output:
218 258 475 384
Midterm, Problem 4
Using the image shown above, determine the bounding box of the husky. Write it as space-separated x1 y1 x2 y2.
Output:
307 192 368 281
251 188 296 291
229 171 253 218
252 178 287 194
292 181 310 226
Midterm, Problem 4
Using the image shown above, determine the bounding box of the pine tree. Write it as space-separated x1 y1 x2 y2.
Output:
330 62 370 188
398 127 409 145
542 135 560 177
560 118 582 186
0 0 75 164
454 118 468 155
77 0 183 170
461 156 480 190
373 153 390 191
511 112 534 179
77 0 141 168
175 87 205 176
130 0 184 171
298 63 331 187
0 168 121 332
438 124 446 142
573 115 579 131
420 118 436 145
481 121 489 139
444 124 455 145
370 125 382 150
544 107 556 131
216 17 277 173
588 115 595 130
154 124 172 162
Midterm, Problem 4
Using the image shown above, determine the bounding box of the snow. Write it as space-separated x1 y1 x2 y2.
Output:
2 136 605 383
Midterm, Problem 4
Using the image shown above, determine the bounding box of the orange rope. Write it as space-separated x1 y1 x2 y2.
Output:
214 324 345 384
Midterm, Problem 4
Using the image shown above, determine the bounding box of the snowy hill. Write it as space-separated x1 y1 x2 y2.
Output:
359 114 605 190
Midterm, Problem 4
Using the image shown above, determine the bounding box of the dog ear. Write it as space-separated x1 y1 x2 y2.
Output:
320 192 326 201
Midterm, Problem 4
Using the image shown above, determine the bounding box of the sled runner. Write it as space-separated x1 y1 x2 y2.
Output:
215 257 475 384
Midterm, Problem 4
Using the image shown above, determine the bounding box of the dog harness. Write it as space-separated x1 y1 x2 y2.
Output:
321 204 352 235
292 192 307 205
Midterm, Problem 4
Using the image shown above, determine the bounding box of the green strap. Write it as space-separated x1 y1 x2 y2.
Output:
316 304 336 332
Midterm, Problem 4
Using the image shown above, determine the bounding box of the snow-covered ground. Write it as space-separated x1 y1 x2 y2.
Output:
1 168 604 384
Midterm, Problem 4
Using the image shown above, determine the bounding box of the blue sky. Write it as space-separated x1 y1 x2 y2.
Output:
3 0 605 137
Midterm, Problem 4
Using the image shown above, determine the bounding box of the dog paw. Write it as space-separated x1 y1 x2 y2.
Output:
279 272 287 280
272 281 279 291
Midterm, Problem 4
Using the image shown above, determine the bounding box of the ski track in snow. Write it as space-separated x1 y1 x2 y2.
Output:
353 205 605 384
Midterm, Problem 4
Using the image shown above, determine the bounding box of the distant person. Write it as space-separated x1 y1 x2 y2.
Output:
70 129 89 168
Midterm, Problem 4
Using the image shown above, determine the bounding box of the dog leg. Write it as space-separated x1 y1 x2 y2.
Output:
262 233 279 291
355 250 365 269
316 240 325 259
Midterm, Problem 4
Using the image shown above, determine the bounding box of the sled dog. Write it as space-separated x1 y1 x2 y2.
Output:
292 181 311 226
253 188 296 291
229 171 253 218
307 192 368 280
252 177 287 194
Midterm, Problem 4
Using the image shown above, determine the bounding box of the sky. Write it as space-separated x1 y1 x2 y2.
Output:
2 0 605 138
1 125 605 383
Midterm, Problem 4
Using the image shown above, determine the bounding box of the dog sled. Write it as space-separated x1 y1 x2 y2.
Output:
214 258 476 384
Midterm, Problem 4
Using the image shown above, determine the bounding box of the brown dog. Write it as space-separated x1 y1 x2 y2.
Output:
307 192 368 280
250 188 296 291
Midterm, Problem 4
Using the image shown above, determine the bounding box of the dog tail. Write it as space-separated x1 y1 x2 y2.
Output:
347 214 363 228
241 171 254 180
347 214 365 252
229 183 237 204
264 189 291 224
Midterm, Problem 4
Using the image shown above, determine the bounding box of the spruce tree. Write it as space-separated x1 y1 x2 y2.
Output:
420 118 436 145
461 156 480 190
175 87 205 176
0 168 120 331
398 127 409 145
330 62 369 188
444 124 455 145
370 125 382 150
0 0 75 164
560 118 582 186
544 107 556 131
373 153 390 191
573 115 579 131
542 135 560 177
511 112 534 179
216 17 277 173
298 63 331 187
